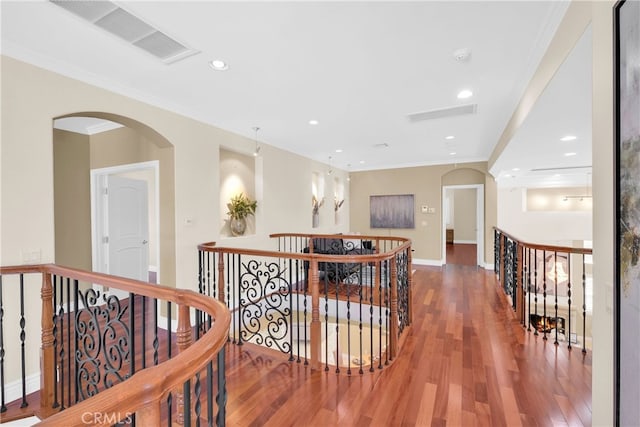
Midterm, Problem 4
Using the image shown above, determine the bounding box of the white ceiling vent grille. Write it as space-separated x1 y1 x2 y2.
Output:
50 0 199 64
407 104 477 123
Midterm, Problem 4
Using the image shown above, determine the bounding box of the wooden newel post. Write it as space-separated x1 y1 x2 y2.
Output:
40 272 55 417
389 258 399 360
309 258 321 370
175 305 193 425
137 401 161 425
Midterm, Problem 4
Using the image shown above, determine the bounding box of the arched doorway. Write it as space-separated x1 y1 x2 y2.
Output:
53 113 176 288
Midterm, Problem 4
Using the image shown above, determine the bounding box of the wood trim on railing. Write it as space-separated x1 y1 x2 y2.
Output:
493 227 593 255
0 264 230 427
39 273 55 418
198 241 413 264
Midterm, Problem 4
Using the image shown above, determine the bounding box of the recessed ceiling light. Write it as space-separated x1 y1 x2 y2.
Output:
359 160 365 164
335 149 343 153
504 174 511 178
209 59 228 71
560 135 577 141
309 120 319 125
449 151 457 155
457 89 473 99
445 135 455 140
512 167 520 171
564 152 577 156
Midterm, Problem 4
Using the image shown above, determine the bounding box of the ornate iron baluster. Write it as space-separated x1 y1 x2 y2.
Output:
19 274 27 408
582 254 587 353
554 252 559 345
533 250 539 336
194 372 201 426
542 250 547 341
206 360 213 425
66 277 71 407
216 349 227 427
183 379 191 427
153 298 159 366
527 248 532 332
142 295 147 368
567 254 572 350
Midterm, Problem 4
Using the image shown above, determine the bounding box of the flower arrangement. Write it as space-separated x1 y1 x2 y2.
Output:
334 197 344 212
227 193 257 220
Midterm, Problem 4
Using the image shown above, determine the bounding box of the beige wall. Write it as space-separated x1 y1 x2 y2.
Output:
53 129 92 270
349 162 496 265
452 188 477 242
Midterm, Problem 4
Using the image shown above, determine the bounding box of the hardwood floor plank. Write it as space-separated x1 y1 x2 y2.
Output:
232 265 580 426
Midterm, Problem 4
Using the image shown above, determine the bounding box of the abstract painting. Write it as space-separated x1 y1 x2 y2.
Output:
370 194 414 229
615 0 640 424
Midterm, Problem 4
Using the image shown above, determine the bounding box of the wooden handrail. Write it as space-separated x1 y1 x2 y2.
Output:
0 264 230 426
493 227 592 255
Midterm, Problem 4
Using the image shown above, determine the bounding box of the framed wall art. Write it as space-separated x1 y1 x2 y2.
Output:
370 194 414 229
614 0 640 424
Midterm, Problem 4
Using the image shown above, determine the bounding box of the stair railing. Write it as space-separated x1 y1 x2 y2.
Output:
0 264 230 426
493 228 593 352
197 233 412 374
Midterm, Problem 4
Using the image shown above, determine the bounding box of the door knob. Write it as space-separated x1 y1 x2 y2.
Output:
142 240 148 245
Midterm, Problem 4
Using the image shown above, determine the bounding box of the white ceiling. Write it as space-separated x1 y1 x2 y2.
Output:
1 0 590 186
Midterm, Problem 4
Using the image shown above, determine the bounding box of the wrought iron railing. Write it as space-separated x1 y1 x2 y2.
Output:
494 228 593 352
0 264 230 426
198 234 412 374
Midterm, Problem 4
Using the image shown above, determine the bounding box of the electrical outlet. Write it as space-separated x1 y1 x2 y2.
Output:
428 207 436 214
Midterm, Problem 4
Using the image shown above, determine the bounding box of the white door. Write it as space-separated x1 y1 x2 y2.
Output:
106 175 149 298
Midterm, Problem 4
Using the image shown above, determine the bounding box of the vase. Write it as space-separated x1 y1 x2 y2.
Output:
312 212 319 228
230 217 246 236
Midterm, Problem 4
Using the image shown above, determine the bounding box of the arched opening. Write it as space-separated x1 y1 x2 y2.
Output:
53 112 176 288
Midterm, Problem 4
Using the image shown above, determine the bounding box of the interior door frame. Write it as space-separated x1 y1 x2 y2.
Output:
91 160 160 288
441 184 485 267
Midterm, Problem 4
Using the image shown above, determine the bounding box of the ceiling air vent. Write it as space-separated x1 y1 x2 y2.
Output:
407 104 477 123
50 0 199 64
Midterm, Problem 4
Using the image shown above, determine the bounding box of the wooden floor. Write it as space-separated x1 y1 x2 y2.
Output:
225 264 592 426
446 243 477 266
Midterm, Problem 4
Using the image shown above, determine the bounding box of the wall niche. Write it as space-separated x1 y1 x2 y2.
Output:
220 148 257 237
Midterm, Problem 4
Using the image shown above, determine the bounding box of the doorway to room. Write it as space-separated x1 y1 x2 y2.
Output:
442 184 484 267
91 161 159 298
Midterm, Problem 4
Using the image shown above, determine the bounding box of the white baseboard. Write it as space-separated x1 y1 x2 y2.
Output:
483 263 495 271
4 372 40 404
412 258 444 267
453 239 477 244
